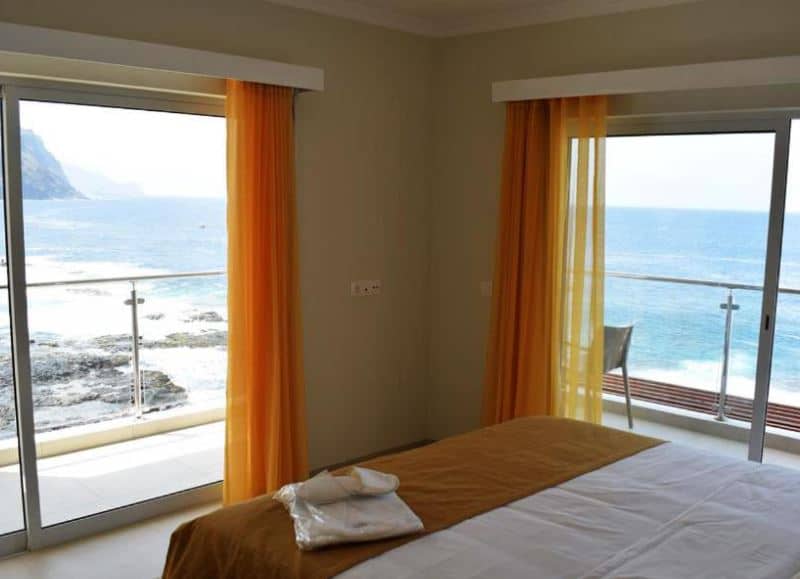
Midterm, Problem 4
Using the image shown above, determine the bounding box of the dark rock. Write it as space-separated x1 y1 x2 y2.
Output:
0 323 227 436
92 334 132 353
30 348 127 384
184 311 224 323
110 354 129 366
0 401 14 431
143 370 188 407
0 344 188 435
145 330 227 349
67 287 111 297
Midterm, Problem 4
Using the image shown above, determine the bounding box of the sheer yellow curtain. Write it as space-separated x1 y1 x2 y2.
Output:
224 80 308 505
483 96 606 426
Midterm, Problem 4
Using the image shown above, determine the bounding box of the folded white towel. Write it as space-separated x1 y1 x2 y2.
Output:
274 468 423 550
294 467 400 504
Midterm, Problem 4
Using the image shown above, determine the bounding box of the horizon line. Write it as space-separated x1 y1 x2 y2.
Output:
608 204 800 215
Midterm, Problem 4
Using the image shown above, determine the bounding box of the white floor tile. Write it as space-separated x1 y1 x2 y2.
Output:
0 421 223 530
604 409 800 469
0 502 219 579
33 422 223 526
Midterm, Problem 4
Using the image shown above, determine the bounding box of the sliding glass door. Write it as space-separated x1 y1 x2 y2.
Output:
603 129 775 456
19 98 226 527
0 102 26 555
601 112 800 469
1 80 227 551
763 118 800 469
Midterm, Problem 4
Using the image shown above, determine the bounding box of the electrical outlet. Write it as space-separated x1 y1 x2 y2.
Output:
351 280 382 297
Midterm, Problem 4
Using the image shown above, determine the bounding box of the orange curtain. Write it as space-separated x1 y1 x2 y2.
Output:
223 80 308 505
483 96 607 426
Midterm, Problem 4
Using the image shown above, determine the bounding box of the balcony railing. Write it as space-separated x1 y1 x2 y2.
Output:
0 270 226 438
3 268 797 439
606 271 800 427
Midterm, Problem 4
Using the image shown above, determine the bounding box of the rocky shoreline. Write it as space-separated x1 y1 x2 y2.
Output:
0 312 226 435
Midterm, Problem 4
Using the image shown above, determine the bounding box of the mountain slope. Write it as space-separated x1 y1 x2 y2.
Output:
64 165 143 200
20 129 85 200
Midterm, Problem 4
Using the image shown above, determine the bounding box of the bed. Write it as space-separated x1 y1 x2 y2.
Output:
162 417 800 579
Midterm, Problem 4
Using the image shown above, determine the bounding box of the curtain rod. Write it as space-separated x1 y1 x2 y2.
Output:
492 56 800 103
0 22 324 95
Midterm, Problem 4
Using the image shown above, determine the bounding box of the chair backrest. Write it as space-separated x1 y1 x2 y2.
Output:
604 325 633 373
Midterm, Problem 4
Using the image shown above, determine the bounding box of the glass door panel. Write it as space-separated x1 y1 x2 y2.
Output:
18 99 226 526
765 119 800 469
138 275 227 415
604 132 774 457
26 281 136 526
0 107 26 537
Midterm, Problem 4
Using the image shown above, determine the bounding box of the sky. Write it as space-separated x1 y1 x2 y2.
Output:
15 101 800 211
607 128 800 214
20 100 226 199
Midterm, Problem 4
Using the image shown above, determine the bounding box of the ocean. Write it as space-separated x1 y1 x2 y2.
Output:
606 207 800 404
0 198 228 435
1 200 799 438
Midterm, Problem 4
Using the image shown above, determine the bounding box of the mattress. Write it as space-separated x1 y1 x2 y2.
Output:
340 442 800 578
163 417 661 579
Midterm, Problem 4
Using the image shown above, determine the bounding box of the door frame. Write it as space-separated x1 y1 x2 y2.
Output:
607 109 797 463
0 79 225 554
749 116 792 461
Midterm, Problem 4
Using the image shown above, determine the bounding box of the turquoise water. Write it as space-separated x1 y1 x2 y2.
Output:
2 200 800 421
16 196 228 350
19 196 228 321
22 197 227 275
606 207 800 403
0 198 229 435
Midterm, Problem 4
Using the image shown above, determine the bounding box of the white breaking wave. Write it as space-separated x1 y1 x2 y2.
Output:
634 355 800 408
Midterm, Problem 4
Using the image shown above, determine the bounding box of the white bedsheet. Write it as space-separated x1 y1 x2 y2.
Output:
339 443 800 578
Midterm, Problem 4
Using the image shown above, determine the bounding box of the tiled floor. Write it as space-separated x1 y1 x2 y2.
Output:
604 409 800 469
0 421 223 534
0 501 219 579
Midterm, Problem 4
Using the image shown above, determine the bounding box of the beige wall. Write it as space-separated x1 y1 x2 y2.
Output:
4 0 800 460
426 0 800 440
0 0 435 469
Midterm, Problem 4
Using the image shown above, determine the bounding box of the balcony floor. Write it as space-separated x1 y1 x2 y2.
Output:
0 421 223 535
604 407 800 469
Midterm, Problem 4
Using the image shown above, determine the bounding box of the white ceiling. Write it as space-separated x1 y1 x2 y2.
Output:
267 0 703 37
354 0 553 21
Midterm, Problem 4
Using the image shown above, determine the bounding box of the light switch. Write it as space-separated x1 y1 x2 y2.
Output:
480 281 493 297
351 280 382 297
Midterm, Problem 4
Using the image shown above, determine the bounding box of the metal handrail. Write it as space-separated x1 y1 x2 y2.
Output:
9 268 796 293
2 268 227 421
7 268 796 425
606 269 800 422
607 271 800 296
0 269 225 290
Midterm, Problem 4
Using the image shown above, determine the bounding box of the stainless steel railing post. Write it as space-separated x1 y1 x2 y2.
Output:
125 281 145 419
716 288 740 421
